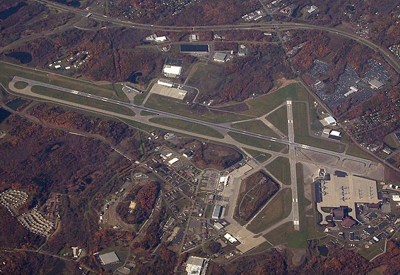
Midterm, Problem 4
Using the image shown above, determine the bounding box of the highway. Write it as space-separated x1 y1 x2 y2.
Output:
11 76 373 168
34 0 400 74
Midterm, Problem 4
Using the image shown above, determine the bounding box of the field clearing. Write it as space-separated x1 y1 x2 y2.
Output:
232 120 280 138
247 188 292 233
266 106 288 135
14 81 28 89
30 86 135 117
228 132 287 152
242 83 308 117
293 102 346 153
0 62 129 102
149 117 224 139
358 240 386 260
186 62 225 95
265 157 291 185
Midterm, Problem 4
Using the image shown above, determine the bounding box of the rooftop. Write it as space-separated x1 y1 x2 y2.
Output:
99 251 119 265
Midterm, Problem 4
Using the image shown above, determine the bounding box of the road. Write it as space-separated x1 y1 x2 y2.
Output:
286 100 300 230
9 76 373 168
32 0 400 75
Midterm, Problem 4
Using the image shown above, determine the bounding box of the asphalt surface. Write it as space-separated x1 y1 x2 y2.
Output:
12 76 373 167
286 100 300 230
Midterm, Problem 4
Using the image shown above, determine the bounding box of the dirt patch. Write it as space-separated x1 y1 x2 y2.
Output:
291 249 307 266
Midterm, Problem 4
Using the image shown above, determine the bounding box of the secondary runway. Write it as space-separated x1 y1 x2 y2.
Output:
286 100 300 230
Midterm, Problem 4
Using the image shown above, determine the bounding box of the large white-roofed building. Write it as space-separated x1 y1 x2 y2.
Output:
99 251 120 265
163 65 182 78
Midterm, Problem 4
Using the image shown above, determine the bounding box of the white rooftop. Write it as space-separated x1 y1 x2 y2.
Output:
99 251 119 265
163 65 182 76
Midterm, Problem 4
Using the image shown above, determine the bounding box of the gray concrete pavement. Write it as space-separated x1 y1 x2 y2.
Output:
287 100 300 230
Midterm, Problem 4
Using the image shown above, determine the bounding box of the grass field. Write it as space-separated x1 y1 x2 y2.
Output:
31 86 135 117
358 240 386 260
186 62 225 95
293 102 346 153
266 106 288 136
149 117 224 139
0 62 129 102
243 148 271 162
140 110 157 116
384 133 398 149
228 132 287 152
247 188 292 233
243 83 308 117
145 94 249 123
14 81 28 89
232 120 280 138
265 157 291 185
134 92 148 105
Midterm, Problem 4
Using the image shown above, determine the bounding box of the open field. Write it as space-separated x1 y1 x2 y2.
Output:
149 117 224 139
186 62 225 95
140 110 157 116
232 120 280 138
293 102 346 153
266 106 288 136
358 240 386 260
265 157 291 185
31 86 135 117
247 188 292 233
228 132 287 152
243 148 271 162
145 94 249 123
242 83 308 117
14 81 29 89
384 133 398 149
0 62 129 102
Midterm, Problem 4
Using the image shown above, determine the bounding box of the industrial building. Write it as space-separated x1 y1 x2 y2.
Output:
213 53 228 63
98 251 120 265
157 79 174 88
163 65 182 78
320 116 336 126
212 205 223 219
185 256 208 275
180 44 209 54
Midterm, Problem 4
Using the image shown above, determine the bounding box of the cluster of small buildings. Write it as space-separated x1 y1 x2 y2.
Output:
0 189 28 216
389 44 400 60
48 51 90 71
18 208 55 237
242 10 266 21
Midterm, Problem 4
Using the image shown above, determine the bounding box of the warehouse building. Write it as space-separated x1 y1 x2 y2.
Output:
185 256 208 275
213 53 228 63
99 251 120 265
212 205 223 219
